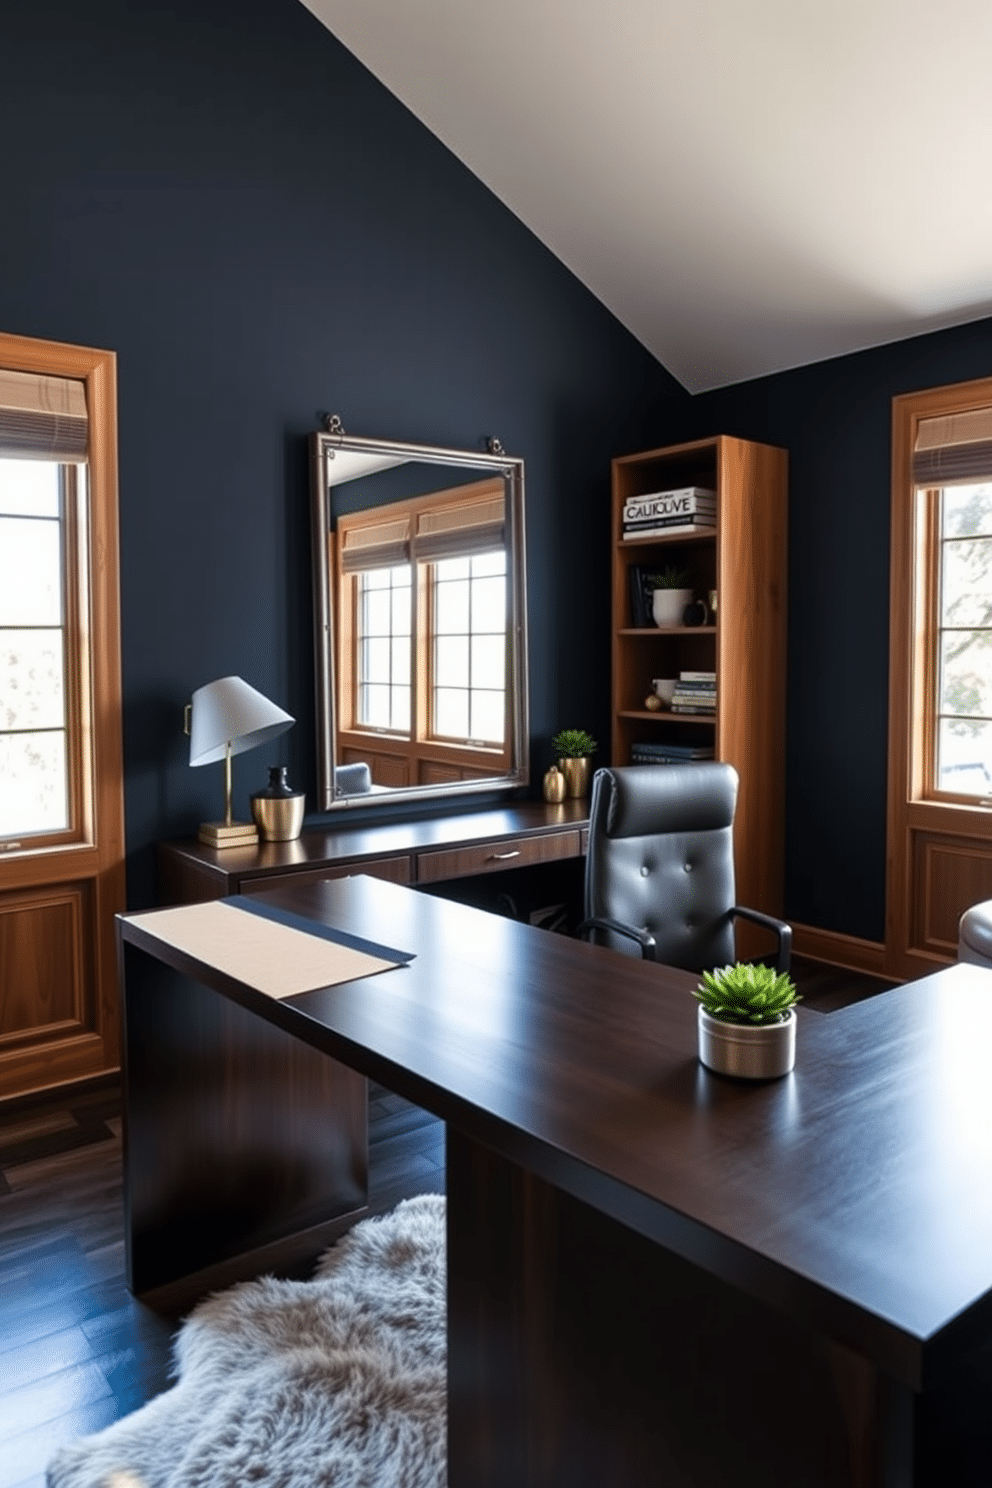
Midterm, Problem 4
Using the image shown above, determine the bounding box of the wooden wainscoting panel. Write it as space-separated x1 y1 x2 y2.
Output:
912 831 992 959
790 923 890 979
0 880 109 1100
0 883 92 1047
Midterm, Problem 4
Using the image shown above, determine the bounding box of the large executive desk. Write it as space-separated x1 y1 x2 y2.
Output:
118 874 992 1488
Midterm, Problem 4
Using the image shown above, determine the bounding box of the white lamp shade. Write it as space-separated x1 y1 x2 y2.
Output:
188 676 294 767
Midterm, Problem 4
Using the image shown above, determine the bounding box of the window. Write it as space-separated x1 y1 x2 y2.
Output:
431 551 506 745
887 379 992 975
933 482 992 797
0 368 90 848
0 331 124 1101
355 564 412 731
335 476 511 786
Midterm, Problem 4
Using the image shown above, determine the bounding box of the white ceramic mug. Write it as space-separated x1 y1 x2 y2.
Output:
651 678 676 705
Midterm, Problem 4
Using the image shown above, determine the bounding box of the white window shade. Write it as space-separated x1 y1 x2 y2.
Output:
914 407 992 487
339 513 411 574
414 487 505 562
0 368 88 462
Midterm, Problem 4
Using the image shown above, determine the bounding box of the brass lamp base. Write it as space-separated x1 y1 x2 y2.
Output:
198 819 259 849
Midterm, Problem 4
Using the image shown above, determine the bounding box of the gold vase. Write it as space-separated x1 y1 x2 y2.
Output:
543 765 567 803
560 756 592 799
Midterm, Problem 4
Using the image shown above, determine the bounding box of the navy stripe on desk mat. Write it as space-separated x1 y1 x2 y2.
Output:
227 894 415 966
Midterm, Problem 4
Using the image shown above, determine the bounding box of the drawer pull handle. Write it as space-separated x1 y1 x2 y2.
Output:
488 849 521 861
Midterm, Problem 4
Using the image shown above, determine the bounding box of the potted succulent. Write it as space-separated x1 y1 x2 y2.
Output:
647 566 693 627
551 727 597 799
693 962 801 1079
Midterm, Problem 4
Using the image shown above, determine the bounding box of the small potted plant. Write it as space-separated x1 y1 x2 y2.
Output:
647 566 693 628
693 962 801 1079
551 727 597 799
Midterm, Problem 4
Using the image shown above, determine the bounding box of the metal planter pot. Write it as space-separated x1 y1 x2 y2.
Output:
698 1006 796 1080
559 755 592 798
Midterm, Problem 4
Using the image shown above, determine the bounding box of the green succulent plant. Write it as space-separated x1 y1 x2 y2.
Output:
647 565 690 590
693 961 800 1026
551 728 597 758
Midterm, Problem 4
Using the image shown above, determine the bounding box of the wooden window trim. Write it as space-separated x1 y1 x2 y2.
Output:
887 374 992 978
335 479 510 775
0 337 121 868
0 329 124 1099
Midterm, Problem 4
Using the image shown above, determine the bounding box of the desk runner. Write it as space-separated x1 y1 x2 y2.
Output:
124 896 414 1000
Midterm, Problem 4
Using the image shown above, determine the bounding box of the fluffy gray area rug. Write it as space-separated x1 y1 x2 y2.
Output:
47 1194 447 1488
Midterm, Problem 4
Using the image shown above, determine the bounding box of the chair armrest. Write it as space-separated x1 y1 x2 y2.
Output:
577 916 657 958
728 905 792 974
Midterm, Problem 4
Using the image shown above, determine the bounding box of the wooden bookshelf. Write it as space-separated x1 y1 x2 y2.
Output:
611 436 789 932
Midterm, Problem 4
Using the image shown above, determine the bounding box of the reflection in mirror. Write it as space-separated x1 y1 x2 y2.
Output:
310 418 529 812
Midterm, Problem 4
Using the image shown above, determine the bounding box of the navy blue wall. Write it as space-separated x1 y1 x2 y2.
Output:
0 0 685 907
690 318 992 942
6 0 992 937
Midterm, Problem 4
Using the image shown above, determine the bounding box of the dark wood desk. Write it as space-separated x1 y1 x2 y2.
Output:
118 877 992 1488
156 798 589 904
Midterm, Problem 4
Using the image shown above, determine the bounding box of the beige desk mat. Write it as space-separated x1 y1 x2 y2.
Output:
125 898 404 999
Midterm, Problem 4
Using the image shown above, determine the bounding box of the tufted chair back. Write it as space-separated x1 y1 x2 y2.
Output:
583 763 739 972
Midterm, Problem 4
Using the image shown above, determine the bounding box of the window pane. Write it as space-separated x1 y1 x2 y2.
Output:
1 629 65 729
0 517 62 626
0 732 68 835
470 689 504 743
943 484 992 539
937 717 992 795
390 584 411 636
472 634 505 689
941 538 992 628
940 629 992 718
471 549 506 579
363 587 390 636
361 683 391 728
363 637 390 684
0 458 60 517
435 578 469 633
435 635 469 687
391 686 411 732
391 636 410 685
471 574 506 632
435 687 468 738
435 556 469 581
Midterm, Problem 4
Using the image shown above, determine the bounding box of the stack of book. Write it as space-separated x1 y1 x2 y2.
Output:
622 486 716 538
630 741 715 765
671 671 716 714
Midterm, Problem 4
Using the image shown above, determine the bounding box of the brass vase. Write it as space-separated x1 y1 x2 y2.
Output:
543 765 567 803
559 755 592 799
250 766 305 842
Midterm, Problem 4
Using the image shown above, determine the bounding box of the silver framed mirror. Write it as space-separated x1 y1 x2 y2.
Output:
309 417 529 812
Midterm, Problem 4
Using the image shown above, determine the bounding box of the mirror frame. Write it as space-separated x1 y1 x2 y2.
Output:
309 423 529 813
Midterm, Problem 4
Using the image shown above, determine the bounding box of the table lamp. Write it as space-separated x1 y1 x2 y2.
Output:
186 675 294 848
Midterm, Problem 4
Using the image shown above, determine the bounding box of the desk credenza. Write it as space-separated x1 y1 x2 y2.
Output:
157 798 590 905
119 876 992 1488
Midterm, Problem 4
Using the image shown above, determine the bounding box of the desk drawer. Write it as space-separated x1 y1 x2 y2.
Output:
416 830 582 884
244 856 412 895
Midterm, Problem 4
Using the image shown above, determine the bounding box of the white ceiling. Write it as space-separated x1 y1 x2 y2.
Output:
301 0 992 393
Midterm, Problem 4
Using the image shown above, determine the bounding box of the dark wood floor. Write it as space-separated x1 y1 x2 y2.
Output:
0 954 893 1488
0 1079 444 1488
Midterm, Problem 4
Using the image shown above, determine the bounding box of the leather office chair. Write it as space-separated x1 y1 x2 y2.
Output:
957 899 992 967
578 762 792 974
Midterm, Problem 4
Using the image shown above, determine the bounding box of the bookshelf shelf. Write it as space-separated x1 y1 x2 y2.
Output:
619 709 717 724
618 625 717 638
619 526 718 547
610 435 788 936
